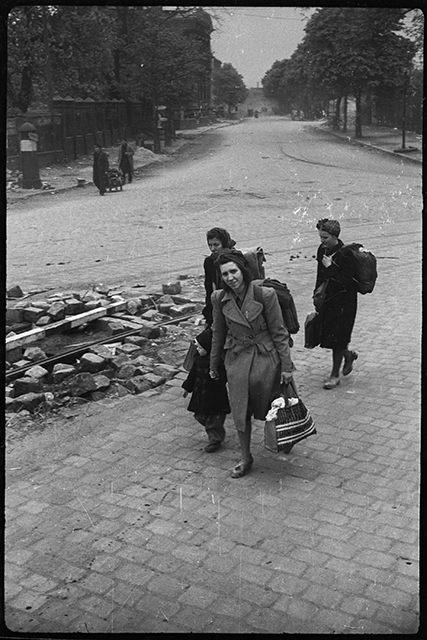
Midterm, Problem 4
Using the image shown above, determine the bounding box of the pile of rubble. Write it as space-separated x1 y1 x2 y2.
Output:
5 278 205 416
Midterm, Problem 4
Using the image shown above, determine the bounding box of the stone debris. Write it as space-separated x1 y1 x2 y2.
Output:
5 277 205 416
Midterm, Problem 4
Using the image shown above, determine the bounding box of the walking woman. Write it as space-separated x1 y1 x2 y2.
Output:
314 218 358 389
210 250 295 478
202 227 236 326
118 138 134 183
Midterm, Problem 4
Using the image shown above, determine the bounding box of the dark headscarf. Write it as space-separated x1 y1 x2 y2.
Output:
206 227 236 249
316 218 341 237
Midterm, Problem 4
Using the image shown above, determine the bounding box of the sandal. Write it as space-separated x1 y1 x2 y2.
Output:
343 351 358 376
231 455 254 478
323 377 340 390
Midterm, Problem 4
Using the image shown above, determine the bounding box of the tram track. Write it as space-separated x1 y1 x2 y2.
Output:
5 312 197 384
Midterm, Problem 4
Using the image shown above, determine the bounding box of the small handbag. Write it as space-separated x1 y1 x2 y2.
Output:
313 280 329 312
182 340 197 372
264 379 316 453
304 312 320 349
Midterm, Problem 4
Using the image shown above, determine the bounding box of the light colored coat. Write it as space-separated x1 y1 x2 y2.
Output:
210 282 294 431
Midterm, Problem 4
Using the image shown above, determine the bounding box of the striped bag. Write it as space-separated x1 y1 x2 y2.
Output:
264 379 316 453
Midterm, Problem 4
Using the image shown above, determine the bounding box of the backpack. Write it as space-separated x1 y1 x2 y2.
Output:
241 246 266 279
252 278 300 334
342 243 377 294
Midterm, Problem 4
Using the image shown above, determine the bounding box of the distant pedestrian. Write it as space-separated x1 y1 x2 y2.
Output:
118 139 134 184
182 327 230 453
202 227 236 326
314 218 358 389
92 143 109 196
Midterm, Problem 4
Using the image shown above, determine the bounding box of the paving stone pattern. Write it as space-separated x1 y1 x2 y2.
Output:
4 125 421 634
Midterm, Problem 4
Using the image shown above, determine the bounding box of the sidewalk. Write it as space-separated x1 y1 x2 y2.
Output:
6 120 239 203
6 120 422 203
312 120 422 165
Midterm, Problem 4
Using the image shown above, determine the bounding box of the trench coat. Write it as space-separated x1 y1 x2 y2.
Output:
118 142 134 175
315 240 358 349
210 281 294 432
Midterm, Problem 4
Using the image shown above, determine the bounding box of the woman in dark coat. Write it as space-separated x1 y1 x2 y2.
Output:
314 218 358 389
210 250 295 477
118 139 135 183
92 143 109 195
202 227 236 326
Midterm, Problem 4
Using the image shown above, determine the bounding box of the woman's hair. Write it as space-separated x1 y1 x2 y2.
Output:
316 218 341 237
214 249 253 290
206 227 236 249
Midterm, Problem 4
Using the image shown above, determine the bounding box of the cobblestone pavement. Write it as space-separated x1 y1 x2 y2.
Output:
4 120 421 634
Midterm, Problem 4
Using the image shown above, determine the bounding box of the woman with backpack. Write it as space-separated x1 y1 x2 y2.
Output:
314 218 359 389
209 249 295 478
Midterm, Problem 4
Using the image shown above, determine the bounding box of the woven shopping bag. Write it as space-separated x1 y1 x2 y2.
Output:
264 379 316 453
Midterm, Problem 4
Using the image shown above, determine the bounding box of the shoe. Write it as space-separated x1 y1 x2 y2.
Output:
343 351 358 376
205 441 222 453
231 454 254 478
323 377 340 389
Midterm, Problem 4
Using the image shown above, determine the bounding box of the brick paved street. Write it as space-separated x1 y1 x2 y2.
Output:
4 122 421 634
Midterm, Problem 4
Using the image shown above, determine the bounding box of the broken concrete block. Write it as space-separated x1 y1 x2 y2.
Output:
13 376 43 397
127 376 151 394
90 391 107 402
89 344 115 360
116 343 141 356
110 353 131 370
162 282 182 295
141 309 162 321
52 363 76 384
142 372 166 388
107 382 131 397
31 301 50 310
132 355 155 368
68 373 98 396
13 392 45 413
168 303 196 317
6 307 24 324
64 299 85 315
116 364 137 380
47 302 66 321
7 285 24 298
93 374 111 391
35 315 51 327
23 346 47 362
83 300 104 311
24 365 49 380
152 364 179 380
95 318 125 335
79 353 107 374
125 299 142 315
23 307 46 323
139 323 161 339
138 294 156 307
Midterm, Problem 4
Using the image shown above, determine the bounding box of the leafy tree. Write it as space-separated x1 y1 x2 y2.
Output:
263 7 416 137
212 63 248 114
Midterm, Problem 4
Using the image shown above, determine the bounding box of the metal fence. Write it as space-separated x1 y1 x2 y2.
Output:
7 97 154 172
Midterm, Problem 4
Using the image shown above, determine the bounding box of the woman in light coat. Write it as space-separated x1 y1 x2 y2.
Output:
210 250 295 478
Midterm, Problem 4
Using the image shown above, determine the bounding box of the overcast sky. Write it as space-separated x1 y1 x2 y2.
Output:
210 7 315 88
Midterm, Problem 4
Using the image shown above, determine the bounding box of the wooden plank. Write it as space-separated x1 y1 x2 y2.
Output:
5 301 127 351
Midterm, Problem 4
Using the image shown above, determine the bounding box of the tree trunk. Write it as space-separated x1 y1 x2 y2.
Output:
355 90 362 138
343 94 348 133
333 96 341 129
